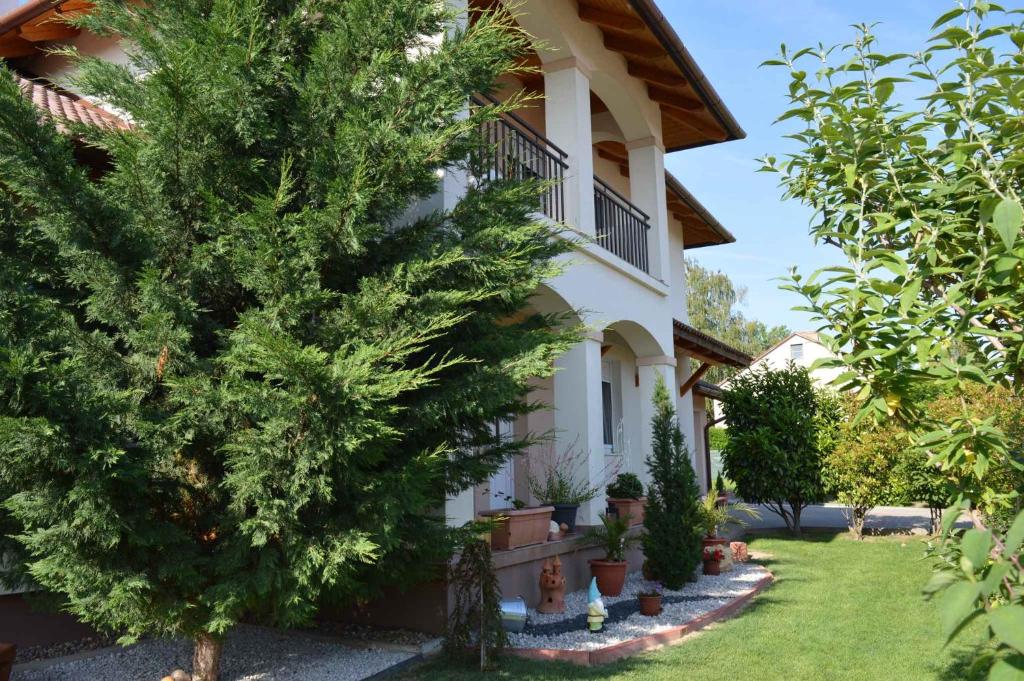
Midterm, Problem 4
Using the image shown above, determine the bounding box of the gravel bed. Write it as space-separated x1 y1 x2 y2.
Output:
304 621 433 648
15 634 119 664
16 625 415 681
509 563 768 651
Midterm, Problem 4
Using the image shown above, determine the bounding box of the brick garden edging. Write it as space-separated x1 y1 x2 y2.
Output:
506 570 775 667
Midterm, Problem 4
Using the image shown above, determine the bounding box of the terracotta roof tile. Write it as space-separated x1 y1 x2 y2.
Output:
15 74 130 132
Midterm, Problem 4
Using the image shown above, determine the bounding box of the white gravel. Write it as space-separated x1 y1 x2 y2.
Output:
509 563 769 651
16 625 416 681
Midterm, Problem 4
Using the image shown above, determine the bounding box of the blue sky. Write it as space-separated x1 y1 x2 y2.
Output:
664 0 941 331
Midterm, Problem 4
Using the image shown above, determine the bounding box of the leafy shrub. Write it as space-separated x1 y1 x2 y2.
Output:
708 427 729 451
824 400 909 538
721 363 841 535
606 473 644 500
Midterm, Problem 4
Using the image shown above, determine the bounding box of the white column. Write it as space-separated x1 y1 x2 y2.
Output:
544 59 595 235
627 138 671 281
636 356 678 488
675 355 698 468
553 332 606 525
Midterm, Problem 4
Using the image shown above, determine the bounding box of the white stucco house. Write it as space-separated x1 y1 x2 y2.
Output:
1 0 753 627
721 331 843 392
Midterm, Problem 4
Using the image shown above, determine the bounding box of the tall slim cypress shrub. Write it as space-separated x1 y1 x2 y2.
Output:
0 1 576 678
642 377 703 589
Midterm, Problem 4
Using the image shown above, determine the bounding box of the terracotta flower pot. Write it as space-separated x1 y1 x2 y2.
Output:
702 536 728 550
480 506 554 551
590 559 628 596
0 643 15 681
638 594 662 616
607 497 646 526
703 559 721 576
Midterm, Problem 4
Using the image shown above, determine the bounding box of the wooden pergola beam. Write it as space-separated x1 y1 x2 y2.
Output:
602 33 664 59
679 362 712 397
647 85 703 112
0 33 37 57
660 105 728 142
627 61 686 87
579 6 645 31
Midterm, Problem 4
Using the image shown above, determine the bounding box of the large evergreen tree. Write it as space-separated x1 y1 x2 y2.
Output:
0 1 575 678
642 377 702 589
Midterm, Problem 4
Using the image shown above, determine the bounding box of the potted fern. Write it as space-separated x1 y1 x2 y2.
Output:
586 513 635 596
606 473 646 526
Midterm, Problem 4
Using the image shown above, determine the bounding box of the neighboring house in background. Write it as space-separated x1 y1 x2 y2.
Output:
0 0 752 627
722 331 843 391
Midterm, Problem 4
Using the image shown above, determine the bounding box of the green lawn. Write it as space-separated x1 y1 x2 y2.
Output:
406 531 989 681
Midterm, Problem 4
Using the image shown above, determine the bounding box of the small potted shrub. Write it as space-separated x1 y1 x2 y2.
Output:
637 582 663 616
714 473 729 508
586 512 635 596
703 544 726 575
606 473 646 526
528 442 609 533
698 479 760 553
480 500 554 551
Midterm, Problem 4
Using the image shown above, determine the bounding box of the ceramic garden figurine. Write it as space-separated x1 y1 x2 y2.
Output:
537 557 566 614
586 577 608 633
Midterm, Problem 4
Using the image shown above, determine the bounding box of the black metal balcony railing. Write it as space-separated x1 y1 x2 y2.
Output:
471 96 568 223
594 176 651 273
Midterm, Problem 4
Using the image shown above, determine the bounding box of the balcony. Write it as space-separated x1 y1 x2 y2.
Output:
472 99 652 276
594 176 651 273
472 97 568 223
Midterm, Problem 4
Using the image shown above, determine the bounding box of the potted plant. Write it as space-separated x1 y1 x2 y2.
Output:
480 500 554 551
698 480 760 559
586 512 635 596
637 582 663 616
527 442 611 533
606 473 646 526
714 472 729 508
703 543 726 575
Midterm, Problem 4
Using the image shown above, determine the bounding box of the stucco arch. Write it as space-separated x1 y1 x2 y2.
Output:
528 283 583 326
601 319 667 358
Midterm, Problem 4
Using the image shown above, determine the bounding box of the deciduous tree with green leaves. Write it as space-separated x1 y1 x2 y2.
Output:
0 1 575 678
764 1 1024 675
686 258 790 384
721 363 841 536
824 399 910 539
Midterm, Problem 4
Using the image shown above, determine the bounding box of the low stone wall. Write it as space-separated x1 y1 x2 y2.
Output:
492 529 644 608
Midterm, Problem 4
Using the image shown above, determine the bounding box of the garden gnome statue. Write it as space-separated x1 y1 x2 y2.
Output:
537 556 566 614
586 577 608 633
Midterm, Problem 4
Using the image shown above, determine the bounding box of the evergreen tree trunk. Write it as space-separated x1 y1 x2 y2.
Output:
192 633 223 681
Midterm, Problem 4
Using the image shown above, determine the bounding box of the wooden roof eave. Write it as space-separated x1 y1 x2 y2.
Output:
673 319 752 368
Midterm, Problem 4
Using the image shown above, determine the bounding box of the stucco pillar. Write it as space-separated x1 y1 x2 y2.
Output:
636 356 678 488
627 138 670 282
675 354 698 469
544 59 595 235
554 332 606 526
